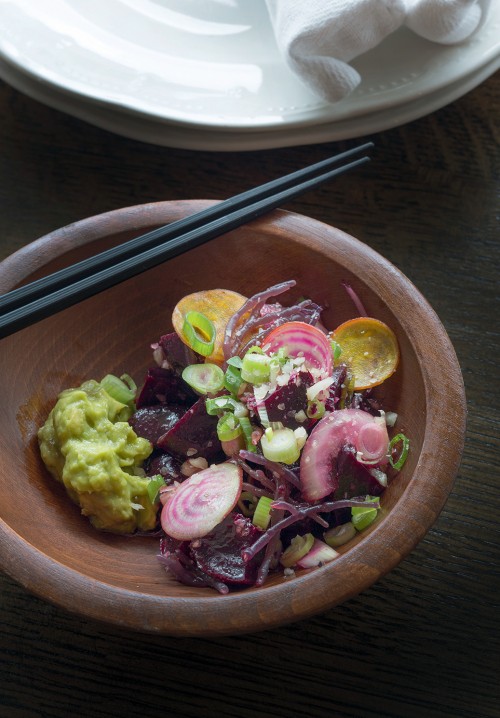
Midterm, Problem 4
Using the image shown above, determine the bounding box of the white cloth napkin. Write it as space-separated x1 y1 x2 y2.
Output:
265 0 491 103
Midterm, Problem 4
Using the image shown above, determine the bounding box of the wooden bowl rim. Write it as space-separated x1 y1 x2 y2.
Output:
0 200 467 636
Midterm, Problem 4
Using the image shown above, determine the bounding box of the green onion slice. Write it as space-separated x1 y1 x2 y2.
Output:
147 475 165 504
238 416 257 453
100 373 136 405
252 496 273 530
182 363 224 395
241 351 271 384
237 491 258 518
351 496 380 531
216 413 242 442
182 311 216 357
388 433 410 470
260 427 300 465
280 533 315 568
324 521 356 547
306 399 326 420
330 339 342 361
226 356 243 369
205 395 239 415
224 364 244 395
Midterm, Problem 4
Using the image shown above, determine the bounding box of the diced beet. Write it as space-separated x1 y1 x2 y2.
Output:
263 371 314 429
136 366 196 409
324 364 348 411
334 444 385 499
129 405 186 446
189 514 264 585
144 450 183 484
157 398 223 461
158 332 198 373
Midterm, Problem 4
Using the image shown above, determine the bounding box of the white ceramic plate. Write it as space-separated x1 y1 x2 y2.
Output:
0 0 499 131
0 51 498 151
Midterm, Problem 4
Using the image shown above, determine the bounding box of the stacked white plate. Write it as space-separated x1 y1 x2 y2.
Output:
0 0 498 151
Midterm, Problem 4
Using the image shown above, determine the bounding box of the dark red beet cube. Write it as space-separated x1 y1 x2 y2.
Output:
189 514 263 585
264 371 314 429
129 405 186 446
157 398 222 461
136 366 196 409
158 332 198 373
333 444 385 499
144 450 183 484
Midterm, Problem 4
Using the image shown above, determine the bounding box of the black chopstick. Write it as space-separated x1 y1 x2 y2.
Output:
0 150 372 339
0 142 373 316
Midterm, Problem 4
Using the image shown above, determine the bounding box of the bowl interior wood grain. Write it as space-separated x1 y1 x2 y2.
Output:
0 201 466 636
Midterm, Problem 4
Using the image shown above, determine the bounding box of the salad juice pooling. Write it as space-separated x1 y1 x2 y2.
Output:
38 280 408 593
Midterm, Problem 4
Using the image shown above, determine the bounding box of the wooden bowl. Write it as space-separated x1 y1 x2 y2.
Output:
0 201 466 636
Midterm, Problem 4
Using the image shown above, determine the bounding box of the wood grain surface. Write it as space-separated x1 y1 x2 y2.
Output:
0 69 499 717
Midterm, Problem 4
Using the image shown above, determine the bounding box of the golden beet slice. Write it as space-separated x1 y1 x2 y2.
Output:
330 317 399 390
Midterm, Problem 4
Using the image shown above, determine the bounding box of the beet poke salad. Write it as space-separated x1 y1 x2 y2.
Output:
38 279 409 594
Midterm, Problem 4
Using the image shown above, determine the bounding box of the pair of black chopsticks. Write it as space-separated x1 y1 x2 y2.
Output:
0 142 373 339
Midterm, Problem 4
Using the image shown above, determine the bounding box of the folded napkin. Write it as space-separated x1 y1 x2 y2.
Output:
265 0 491 103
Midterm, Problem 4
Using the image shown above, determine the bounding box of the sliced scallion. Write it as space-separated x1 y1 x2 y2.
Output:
216 413 242 442
306 399 326 420
324 521 356 547
224 364 244 395
227 355 243 369
331 339 342 361
388 432 410 470
252 496 273 530
205 395 239 415
100 373 136 405
238 415 257 453
147 474 165 504
280 533 315 568
241 351 272 384
182 311 216 357
351 497 380 531
182 363 224 395
260 427 300 465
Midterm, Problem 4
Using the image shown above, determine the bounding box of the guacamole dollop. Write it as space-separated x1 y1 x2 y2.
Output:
38 379 157 534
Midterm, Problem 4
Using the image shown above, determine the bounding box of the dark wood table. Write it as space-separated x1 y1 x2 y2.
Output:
1 71 499 718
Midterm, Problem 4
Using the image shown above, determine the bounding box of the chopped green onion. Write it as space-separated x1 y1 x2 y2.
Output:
280 533 315 568
147 475 165 504
388 433 410 470
339 371 355 409
331 339 342 361
227 356 243 369
260 427 300 465
306 399 326 420
224 364 244 395
241 351 272 384
257 402 271 428
205 395 239 415
182 311 216 357
237 491 258 517
120 374 137 394
100 374 136 405
351 497 380 531
182 363 224 395
238 415 257 453
252 496 273 530
216 413 242 442
324 521 356 547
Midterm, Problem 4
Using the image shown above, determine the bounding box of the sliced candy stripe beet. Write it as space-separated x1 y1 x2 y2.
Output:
161 462 243 541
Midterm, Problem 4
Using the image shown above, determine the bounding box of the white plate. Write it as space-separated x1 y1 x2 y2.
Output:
0 0 499 131
1 51 498 151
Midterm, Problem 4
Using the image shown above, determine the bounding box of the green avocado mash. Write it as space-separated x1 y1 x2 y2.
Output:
38 379 157 534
